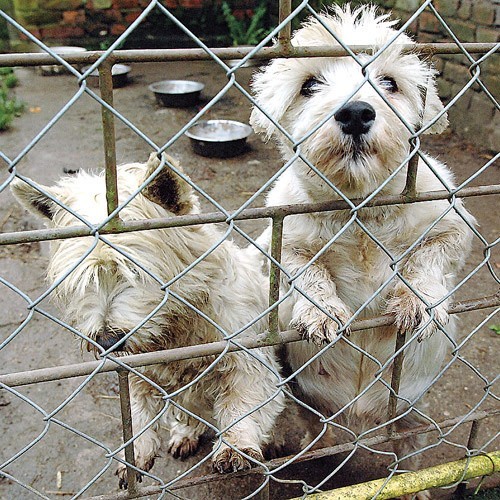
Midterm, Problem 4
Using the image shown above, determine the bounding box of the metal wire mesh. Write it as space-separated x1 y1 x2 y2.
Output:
0 1 498 499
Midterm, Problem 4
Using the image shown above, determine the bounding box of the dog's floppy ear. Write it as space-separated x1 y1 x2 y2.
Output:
421 70 448 135
250 60 298 139
10 178 60 220
142 153 197 216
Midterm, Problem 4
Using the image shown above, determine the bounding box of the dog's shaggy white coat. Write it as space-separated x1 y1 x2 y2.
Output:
11 154 285 485
250 6 475 496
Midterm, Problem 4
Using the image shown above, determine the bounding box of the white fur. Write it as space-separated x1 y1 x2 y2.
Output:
11 153 285 486
250 5 474 495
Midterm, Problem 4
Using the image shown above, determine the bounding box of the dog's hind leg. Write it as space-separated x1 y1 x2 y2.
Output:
165 390 208 460
211 351 285 473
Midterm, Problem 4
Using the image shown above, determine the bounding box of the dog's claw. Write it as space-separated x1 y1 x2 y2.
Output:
387 287 449 341
212 447 263 474
292 303 351 346
168 436 200 459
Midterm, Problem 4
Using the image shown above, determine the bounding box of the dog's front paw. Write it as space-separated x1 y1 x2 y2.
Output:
291 300 351 346
167 435 200 459
387 286 448 341
116 455 155 489
212 446 263 474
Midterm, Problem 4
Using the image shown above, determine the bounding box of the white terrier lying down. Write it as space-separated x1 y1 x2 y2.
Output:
11 153 285 487
250 5 475 495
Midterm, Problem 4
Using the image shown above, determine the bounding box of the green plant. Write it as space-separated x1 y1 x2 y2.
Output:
222 1 270 46
0 69 24 131
0 67 18 88
488 325 500 334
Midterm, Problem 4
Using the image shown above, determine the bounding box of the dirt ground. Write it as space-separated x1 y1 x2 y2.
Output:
0 61 498 499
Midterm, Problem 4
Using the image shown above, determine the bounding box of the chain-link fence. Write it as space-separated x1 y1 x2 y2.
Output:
0 1 499 499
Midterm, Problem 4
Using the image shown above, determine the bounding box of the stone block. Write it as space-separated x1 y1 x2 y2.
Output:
394 0 419 12
480 74 500 99
443 61 471 85
481 55 500 77
110 23 126 35
113 0 140 8
89 0 112 9
433 0 460 18
124 10 141 23
419 11 443 34
471 1 495 25
446 18 476 42
437 77 453 100
62 9 85 25
45 0 83 9
457 0 472 20
447 85 473 135
485 114 499 152
475 26 499 43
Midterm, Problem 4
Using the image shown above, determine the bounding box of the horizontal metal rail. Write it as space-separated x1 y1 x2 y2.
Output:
1 184 498 246
0 43 497 68
82 408 500 500
1 293 498 388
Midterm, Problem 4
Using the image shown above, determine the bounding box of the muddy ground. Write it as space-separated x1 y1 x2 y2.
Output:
0 61 498 499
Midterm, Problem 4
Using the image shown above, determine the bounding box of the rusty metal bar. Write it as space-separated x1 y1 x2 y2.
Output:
402 88 427 198
0 43 497 67
1 293 497 389
2 184 499 247
267 215 284 343
117 370 137 495
277 0 292 50
84 407 500 500
98 61 120 225
455 419 482 496
387 331 407 436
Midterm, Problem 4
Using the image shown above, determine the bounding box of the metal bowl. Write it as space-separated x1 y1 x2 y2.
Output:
149 80 204 108
82 64 131 88
40 46 87 75
185 120 252 158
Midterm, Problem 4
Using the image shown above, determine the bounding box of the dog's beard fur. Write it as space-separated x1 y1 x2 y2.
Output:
291 118 410 196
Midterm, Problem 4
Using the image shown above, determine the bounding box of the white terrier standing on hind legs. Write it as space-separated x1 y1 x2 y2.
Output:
11 153 285 488
250 5 475 497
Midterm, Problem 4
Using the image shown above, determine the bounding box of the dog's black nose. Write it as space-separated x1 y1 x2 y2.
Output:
95 329 127 352
334 101 376 137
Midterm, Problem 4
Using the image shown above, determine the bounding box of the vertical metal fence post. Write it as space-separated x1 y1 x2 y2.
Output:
268 215 284 342
98 60 120 225
455 419 482 496
402 87 427 198
117 369 138 495
278 0 292 50
387 331 407 437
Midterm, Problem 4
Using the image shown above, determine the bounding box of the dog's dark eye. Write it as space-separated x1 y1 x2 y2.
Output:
380 76 398 93
300 77 322 97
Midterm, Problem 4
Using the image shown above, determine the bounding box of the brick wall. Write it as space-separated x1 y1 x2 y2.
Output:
7 0 260 48
9 0 215 43
376 0 498 151
2 0 498 147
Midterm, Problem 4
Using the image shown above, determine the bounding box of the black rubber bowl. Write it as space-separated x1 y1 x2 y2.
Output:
185 120 253 158
149 80 204 107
